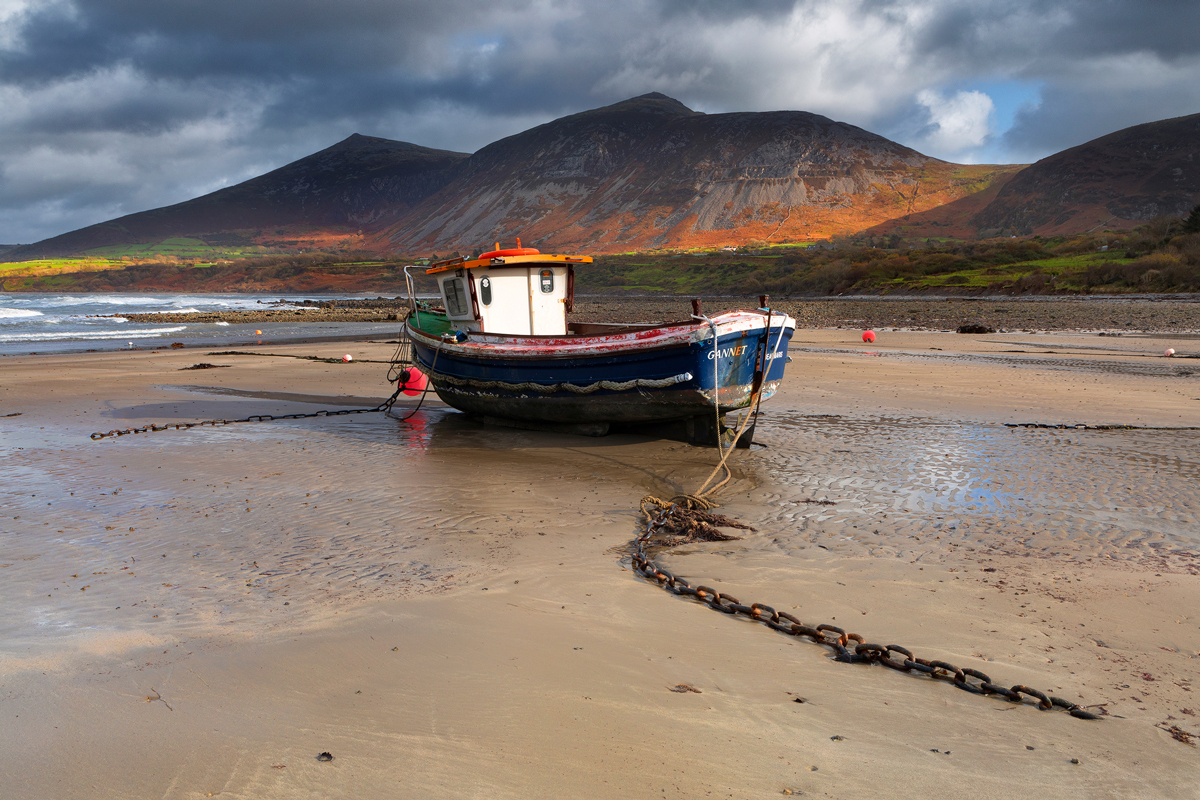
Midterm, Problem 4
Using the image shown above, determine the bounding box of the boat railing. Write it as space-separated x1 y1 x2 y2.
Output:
566 321 667 336
403 266 420 315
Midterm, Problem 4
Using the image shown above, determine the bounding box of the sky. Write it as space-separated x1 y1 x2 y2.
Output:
2 0 1198 244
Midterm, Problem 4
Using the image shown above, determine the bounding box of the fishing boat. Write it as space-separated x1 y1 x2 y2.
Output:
399 242 795 445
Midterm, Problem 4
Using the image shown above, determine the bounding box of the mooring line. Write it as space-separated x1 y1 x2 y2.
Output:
90 328 445 440
628 498 1101 721
89 389 404 440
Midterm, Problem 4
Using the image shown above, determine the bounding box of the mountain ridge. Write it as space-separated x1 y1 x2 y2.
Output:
9 135 469 259
970 112 1200 236
372 93 1011 253
8 94 1199 260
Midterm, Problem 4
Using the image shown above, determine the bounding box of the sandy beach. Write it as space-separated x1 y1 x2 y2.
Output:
2 315 1199 798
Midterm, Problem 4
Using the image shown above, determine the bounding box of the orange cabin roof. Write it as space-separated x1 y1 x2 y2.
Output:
426 253 592 275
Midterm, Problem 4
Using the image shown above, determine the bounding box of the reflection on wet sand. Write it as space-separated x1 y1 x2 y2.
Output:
0 405 727 661
751 414 1200 571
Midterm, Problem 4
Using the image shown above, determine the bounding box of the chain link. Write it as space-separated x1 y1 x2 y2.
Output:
90 391 401 440
90 325 431 441
630 497 1101 721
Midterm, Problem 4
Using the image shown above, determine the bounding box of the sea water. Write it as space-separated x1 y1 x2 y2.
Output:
0 293 403 355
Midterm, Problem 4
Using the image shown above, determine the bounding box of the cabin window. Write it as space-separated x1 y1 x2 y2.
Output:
480 275 492 305
444 278 470 317
539 269 554 293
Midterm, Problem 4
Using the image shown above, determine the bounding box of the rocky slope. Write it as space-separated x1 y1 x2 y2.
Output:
373 93 1010 253
970 113 1200 236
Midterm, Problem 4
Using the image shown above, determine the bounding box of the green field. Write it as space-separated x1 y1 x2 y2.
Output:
3 224 1198 295
872 252 1128 292
581 231 1200 295
0 257 123 276
83 237 269 262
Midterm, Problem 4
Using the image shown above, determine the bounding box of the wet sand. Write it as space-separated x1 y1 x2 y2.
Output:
2 325 1199 798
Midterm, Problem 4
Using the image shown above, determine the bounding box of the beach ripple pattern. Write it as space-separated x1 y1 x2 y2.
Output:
754 413 1200 572
0 414 507 658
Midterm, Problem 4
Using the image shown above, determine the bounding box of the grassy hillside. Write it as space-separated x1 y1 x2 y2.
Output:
81 236 269 260
0 252 433 293
3 212 1198 295
581 221 1200 295
0 234 344 286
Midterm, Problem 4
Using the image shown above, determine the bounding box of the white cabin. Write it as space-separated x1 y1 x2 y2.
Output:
428 248 590 336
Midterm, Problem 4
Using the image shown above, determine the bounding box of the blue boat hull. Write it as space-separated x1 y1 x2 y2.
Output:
407 312 794 426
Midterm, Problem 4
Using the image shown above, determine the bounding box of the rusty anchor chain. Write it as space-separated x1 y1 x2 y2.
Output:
89 390 403 440
629 496 1100 721
90 328 443 441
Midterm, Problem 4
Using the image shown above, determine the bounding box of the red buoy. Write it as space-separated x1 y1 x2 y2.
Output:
862 330 876 343
400 366 429 396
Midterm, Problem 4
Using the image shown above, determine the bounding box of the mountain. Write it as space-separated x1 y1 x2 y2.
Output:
969 113 1200 236
860 167 1024 240
372 93 1008 253
10 95 1200 261
9 135 469 259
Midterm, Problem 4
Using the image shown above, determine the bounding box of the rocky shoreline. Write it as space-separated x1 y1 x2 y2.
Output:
115 295 1200 333
580 297 1200 334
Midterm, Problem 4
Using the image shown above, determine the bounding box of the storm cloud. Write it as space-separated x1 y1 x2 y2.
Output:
2 0 1198 243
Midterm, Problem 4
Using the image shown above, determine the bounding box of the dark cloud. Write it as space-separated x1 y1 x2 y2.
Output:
656 0 798 20
1003 80 1200 161
1047 0 1200 61
3 0 480 81
1 0 1197 242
